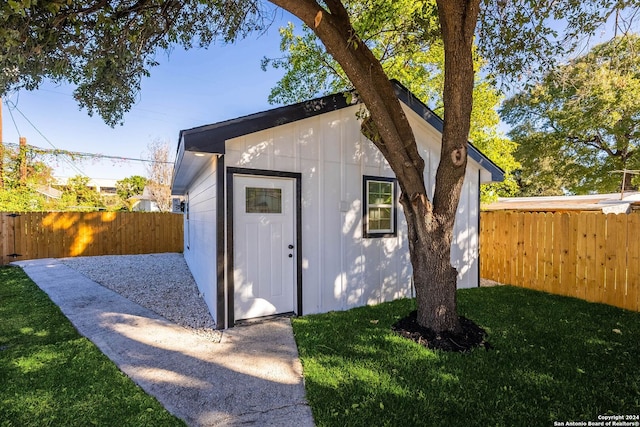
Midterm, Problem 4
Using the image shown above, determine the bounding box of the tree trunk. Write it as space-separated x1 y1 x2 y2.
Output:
403 192 462 333
423 1 480 331
270 0 479 333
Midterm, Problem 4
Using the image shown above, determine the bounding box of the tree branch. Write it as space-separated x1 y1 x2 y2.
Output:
268 0 427 197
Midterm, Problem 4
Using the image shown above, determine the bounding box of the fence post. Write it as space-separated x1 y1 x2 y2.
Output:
627 214 640 311
3 213 22 263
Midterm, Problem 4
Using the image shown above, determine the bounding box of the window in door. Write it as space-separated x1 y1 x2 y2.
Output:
246 187 282 213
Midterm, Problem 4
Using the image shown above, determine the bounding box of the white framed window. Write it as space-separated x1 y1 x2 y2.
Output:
363 176 397 238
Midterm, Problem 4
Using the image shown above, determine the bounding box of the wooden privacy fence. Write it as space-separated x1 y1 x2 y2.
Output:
1 211 183 266
480 211 639 312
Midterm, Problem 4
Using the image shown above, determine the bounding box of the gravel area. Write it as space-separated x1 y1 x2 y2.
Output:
58 253 501 343
480 278 504 287
60 253 222 342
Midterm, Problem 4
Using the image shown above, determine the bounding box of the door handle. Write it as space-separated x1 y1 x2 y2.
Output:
288 244 294 249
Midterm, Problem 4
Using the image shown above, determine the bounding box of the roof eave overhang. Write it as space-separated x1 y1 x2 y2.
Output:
170 131 223 195
171 93 352 195
170 80 505 194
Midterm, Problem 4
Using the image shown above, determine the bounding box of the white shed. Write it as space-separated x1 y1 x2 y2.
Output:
171 81 503 329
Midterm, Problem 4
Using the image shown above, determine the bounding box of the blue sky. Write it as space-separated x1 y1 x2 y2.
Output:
1 8 619 184
1 11 297 182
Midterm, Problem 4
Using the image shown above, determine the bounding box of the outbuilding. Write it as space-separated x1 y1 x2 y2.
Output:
483 192 640 214
171 81 504 329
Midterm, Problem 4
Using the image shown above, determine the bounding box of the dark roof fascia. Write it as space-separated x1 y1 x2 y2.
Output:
177 80 504 182
179 92 352 156
390 79 505 182
170 134 186 192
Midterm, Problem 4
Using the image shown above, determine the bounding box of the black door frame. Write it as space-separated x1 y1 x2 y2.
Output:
225 167 303 327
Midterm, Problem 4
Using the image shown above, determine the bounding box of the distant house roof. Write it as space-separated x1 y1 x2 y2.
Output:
53 176 118 194
128 187 160 212
35 185 63 199
483 192 640 214
129 186 155 201
172 80 504 194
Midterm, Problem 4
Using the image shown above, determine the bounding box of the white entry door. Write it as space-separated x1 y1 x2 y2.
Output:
233 175 296 320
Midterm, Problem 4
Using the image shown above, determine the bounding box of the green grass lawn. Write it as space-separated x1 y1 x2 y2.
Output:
292 286 640 427
0 266 186 427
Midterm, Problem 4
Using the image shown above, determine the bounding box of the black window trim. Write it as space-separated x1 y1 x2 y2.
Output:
362 175 398 238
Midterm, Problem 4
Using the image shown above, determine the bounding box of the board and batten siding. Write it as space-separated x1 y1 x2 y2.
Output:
451 168 480 288
182 157 219 321
407 109 481 289
224 103 482 317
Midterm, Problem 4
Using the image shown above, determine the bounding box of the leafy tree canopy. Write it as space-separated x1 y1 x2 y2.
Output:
1 143 55 190
261 0 519 199
476 2 639 87
62 175 104 209
0 0 269 126
3 0 635 126
0 186 48 211
116 175 148 200
262 0 441 106
0 173 111 212
501 34 640 195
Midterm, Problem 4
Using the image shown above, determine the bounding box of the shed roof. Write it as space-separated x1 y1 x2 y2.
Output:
35 185 63 199
483 192 640 214
172 80 504 194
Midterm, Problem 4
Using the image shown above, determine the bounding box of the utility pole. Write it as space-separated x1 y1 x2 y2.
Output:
19 136 27 185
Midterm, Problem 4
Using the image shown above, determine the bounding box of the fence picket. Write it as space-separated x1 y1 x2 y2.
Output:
594 214 607 305
515 213 525 285
575 213 588 301
559 213 573 297
627 215 639 311
604 214 618 306
522 213 532 289
551 213 563 295
507 212 517 284
613 215 627 308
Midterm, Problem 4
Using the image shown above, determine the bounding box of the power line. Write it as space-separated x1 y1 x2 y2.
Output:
5 100 88 177
1 96 175 186
4 99 22 137
2 142 174 164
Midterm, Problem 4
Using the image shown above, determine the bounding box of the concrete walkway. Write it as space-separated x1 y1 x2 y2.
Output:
14 258 315 427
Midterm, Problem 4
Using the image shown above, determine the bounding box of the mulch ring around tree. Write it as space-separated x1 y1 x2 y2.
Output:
392 311 492 353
